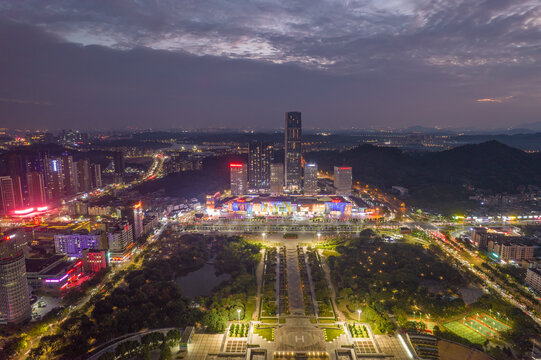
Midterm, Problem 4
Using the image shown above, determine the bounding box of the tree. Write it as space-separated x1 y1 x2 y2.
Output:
159 343 172 360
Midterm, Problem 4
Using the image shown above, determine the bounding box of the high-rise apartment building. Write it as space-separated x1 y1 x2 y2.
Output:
90 163 102 189
77 159 91 193
107 222 134 263
230 163 248 196
0 235 31 324
304 163 318 195
26 172 46 207
133 202 144 239
248 141 273 192
61 154 78 195
334 166 352 195
285 112 302 192
0 176 23 214
44 157 64 201
114 151 125 183
270 163 284 195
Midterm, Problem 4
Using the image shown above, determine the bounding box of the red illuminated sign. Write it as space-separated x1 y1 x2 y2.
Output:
230 163 243 167
339 167 351 170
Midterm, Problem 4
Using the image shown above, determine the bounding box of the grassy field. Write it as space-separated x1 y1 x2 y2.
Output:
323 327 344 342
443 321 486 344
253 326 275 341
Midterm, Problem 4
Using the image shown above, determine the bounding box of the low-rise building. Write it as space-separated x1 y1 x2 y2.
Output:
82 249 108 273
26 255 82 293
54 231 104 258
487 240 535 262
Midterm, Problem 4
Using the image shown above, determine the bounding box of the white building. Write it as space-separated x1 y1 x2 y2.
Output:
334 166 352 196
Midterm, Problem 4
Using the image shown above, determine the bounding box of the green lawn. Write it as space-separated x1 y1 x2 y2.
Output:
323 327 344 342
254 326 275 341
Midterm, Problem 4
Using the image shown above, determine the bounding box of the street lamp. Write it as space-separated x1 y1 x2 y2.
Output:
357 309 362 322
317 233 321 241
262 232 266 238
237 308 241 322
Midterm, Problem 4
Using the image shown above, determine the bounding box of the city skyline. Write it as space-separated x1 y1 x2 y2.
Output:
0 1 540 130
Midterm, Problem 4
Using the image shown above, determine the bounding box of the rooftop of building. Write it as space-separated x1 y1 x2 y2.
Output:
25 254 65 273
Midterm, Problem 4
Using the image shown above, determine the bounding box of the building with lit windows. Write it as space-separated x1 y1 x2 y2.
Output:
526 268 541 293
133 202 144 239
285 112 302 192
0 175 23 214
61 153 78 195
304 163 318 195
270 163 284 195
248 141 273 192
230 163 248 196
44 156 64 201
82 249 108 273
0 235 31 324
26 172 46 207
334 166 352 195
107 223 134 263
54 231 103 258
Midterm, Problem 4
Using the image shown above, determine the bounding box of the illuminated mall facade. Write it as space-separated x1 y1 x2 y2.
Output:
206 194 375 218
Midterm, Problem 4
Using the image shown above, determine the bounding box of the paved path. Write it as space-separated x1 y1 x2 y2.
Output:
303 247 319 316
253 248 266 320
318 250 345 321
285 244 305 315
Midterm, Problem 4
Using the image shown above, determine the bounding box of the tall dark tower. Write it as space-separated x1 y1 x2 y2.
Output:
285 111 302 192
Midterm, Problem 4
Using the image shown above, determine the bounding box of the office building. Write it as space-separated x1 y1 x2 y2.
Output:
0 235 31 324
334 166 352 195
526 268 541 293
61 154 78 195
304 163 318 195
77 159 91 192
44 157 64 201
133 201 144 239
248 141 273 192
270 163 284 195
285 112 302 192
0 176 23 214
230 163 248 196
54 231 103 258
26 172 46 207
90 163 102 189
82 249 108 273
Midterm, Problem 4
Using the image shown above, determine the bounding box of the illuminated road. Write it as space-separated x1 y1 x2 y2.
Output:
422 228 541 326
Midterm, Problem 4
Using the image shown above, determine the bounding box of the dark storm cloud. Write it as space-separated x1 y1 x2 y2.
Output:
0 0 540 129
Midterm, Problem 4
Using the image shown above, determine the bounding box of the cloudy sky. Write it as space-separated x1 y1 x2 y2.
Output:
0 0 540 130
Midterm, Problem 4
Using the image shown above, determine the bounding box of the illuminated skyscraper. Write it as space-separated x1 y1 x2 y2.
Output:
44 157 64 201
77 159 91 192
90 163 102 189
0 176 23 214
26 172 46 207
248 141 273 192
304 163 318 195
334 166 352 195
133 202 144 239
270 163 284 195
285 112 302 192
230 163 247 196
61 154 78 195
0 234 31 324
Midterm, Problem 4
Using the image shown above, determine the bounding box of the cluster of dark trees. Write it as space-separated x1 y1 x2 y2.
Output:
305 141 541 213
328 230 467 332
200 236 261 332
97 329 180 360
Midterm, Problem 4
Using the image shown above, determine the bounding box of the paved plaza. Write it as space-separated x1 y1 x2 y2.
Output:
285 244 305 315
186 334 224 360
274 319 326 352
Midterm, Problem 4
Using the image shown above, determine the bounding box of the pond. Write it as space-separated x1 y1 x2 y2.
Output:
175 263 230 298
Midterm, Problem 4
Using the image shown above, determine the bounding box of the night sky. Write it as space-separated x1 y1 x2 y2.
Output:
0 1 540 130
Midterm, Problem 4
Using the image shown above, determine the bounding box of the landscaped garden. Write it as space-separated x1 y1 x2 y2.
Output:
229 323 249 338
